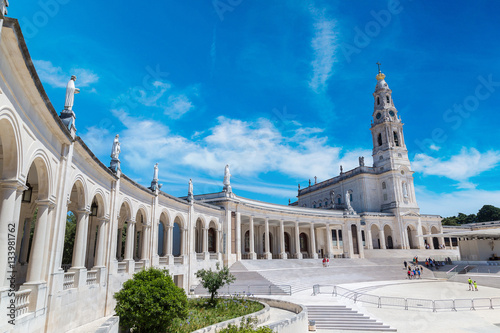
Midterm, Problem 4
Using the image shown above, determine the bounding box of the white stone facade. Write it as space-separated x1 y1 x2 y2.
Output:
0 17 445 333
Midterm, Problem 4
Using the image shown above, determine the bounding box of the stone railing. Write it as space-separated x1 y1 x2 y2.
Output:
86 270 98 285
196 253 204 261
159 257 168 266
134 261 144 272
63 272 75 290
174 256 183 265
15 289 31 317
117 262 126 273
210 253 218 260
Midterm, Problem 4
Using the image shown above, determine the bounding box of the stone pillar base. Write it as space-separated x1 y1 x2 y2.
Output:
265 252 272 260
249 252 257 260
280 252 288 259
68 267 87 289
20 281 47 315
124 259 135 274
311 253 318 259
141 259 150 270
296 253 303 259
92 266 107 286
204 252 210 261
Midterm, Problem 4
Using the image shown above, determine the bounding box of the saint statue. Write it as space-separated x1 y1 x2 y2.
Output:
330 190 335 206
340 165 343 173
346 190 352 209
111 135 120 160
359 156 365 167
188 179 193 196
153 163 159 181
223 164 231 186
403 182 408 198
64 75 80 110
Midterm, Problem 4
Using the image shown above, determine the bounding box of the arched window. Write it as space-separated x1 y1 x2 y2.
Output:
337 195 341 204
377 96 380 105
325 201 328 207
379 155 383 160
393 131 400 146
382 182 386 189
378 133 382 146
386 95 390 103
319 202 322 207
350 193 353 201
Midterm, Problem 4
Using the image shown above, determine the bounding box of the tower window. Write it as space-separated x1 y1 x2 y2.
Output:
382 182 386 189
377 133 382 146
386 95 390 103
379 155 383 160
393 132 400 146
338 197 341 204
350 193 353 201
383 193 388 201
377 97 380 105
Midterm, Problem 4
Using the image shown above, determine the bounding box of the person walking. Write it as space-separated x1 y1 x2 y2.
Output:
468 278 473 291
404 260 407 269
417 268 421 279
474 281 478 291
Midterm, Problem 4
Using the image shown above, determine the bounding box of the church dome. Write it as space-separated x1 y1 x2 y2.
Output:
375 72 390 91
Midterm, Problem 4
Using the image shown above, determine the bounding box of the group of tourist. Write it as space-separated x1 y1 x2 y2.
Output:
322 257 330 267
424 257 452 269
403 259 423 279
467 278 478 291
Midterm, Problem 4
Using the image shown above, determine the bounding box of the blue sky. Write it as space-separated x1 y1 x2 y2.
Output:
12 0 500 216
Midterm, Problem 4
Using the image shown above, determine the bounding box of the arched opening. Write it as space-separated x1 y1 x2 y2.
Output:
351 225 359 255
378 133 383 146
244 230 250 252
116 201 132 262
431 226 440 249
299 233 308 253
173 217 183 257
371 224 380 249
384 225 393 249
262 232 273 254
85 193 106 269
195 218 203 253
407 225 418 249
158 221 165 256
284 232 290 253
386 95 390 103
382 182 386 190
377 96 380 105
208 228 216 252
134 210 146 261
393 131 400 146
16 157 50 286
61 211 76 271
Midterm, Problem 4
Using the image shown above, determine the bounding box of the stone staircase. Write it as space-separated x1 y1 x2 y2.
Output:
306 305 397 332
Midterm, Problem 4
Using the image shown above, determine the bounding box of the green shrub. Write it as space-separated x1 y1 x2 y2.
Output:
114 267 187 332
218 317 273 333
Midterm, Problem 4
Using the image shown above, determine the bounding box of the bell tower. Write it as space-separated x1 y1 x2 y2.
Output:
370 64 419 213
370 64 410 171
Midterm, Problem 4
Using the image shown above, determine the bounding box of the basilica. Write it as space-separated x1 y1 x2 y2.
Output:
0 5 445 332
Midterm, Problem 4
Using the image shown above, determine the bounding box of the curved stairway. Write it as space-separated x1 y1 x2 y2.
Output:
306 305 397 332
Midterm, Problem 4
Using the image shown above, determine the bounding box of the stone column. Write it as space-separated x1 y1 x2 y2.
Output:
366 226 373 249
343 224 352 257
116 228 123 260
162 225 168 256
225 209 232 259
310 223 318 259
235 213 241 261
379 228 386 249
124 221 136 260
357 224 365 258
279 220 287 259
72 209 90 268
402 228 409 250
325 223 333 257
166 225 173 256
417 218 425 249
264 218 271 259
94 218 108 267
26 200 52 282
448 237 453 250
249 216 256 259
0 181 22 286
294 222 302 259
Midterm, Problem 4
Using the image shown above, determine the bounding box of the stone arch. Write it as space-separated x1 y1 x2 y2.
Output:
370 224 381 249
89 188 108 218
431 225 440 249
383 224 394 249
299 232 308 253
406 223 418 249
84 191 107 269
208 220 218 253
134 209 147 260
116 200 133 261
284 232 291 253
25 152 53 201
0 110 22 180
195 218 204 253
158 211 170 257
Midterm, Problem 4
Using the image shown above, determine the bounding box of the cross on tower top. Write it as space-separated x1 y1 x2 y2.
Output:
376 62 381 73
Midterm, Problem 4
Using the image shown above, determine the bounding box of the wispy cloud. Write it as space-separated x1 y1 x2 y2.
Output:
308 6 338 93
33 60 99 88
412 147 500 188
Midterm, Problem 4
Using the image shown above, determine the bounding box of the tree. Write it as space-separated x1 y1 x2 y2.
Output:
195 263 236 306
477 205 500 222
114 268 187 332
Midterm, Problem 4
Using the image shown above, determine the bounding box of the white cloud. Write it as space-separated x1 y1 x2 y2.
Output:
416 186 500 216
33 60 98 88
164 94 194 119
412 147 500 187
309 6 338 93
83 111 372 193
